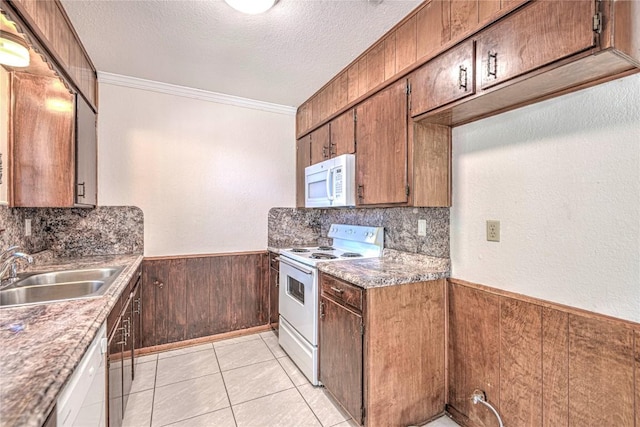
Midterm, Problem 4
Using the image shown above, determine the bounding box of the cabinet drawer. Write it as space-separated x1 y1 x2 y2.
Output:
321 275 363 312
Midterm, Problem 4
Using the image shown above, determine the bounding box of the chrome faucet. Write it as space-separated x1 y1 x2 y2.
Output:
0 246 33 286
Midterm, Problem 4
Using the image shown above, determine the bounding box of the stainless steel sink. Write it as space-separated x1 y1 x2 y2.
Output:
0 266 124 307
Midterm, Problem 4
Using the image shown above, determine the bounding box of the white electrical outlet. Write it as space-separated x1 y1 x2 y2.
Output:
25 218 32 237
486 220 500 242
418 219 427 236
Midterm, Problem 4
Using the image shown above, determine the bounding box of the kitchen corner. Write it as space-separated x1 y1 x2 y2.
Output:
0 206 144 427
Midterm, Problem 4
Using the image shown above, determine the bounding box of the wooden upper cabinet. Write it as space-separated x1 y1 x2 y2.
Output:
9 73 75 207
8 0 98 109
310 123 330 165
330 109 356 157
296 134 311 207
384 33 397 80
365 41 385 93
329 72 348 115
477 0 596 90
347 62 360 103
395 15 417 73
356 80 408 206
410 39 475 117
296 101 312 137
416 0 451 61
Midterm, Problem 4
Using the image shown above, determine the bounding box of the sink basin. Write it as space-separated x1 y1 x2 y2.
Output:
0 266 124 307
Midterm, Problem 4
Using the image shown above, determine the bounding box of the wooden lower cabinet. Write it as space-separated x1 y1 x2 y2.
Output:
268 252 279 330
141 252 268 348
106 266 140 427
319 273 445 426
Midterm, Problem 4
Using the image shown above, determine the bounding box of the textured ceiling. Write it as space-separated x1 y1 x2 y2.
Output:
60 0 421 108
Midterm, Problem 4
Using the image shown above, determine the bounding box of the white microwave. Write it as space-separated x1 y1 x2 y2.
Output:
305 154 356 208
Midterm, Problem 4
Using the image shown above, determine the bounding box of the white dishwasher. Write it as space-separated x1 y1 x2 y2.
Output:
57 323 107 427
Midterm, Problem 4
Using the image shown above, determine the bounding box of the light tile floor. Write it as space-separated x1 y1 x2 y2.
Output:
123 331 459 427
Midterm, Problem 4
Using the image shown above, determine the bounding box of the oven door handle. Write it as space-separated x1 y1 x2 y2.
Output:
278 257 314 275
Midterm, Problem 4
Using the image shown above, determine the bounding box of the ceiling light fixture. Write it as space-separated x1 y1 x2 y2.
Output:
0 31 30 67
224 0 277 15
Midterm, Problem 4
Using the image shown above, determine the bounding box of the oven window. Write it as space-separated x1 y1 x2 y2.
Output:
287 277 305 304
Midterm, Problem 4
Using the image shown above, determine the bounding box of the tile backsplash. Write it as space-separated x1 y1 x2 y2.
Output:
268 207 449 258
0 206 143 257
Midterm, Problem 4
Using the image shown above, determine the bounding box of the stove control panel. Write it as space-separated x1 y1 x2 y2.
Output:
328 224 384 245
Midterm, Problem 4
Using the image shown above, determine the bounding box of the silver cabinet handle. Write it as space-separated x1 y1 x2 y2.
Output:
458 65 468 91
487 51 498 79
330 286 344 294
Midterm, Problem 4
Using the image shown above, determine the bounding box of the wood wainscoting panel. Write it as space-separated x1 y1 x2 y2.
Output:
541 308 569 427
568 315 635 426
141 252 268 349
448 283 500 426
499 298 542 427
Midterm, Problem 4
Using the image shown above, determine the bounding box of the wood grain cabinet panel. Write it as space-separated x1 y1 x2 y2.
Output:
447 283 500 427
499 298 542 427
355 80 408 205
395 15 417 72
365 42 385 93
268 253 279 329
141 253 268 348
416 0 451 61
542 308 568 427
450 0 477 40
568 315 635 426
476 0 596 90
296 101 312 137
319 296 363 425
347 63 360 103
296 134 311 207
320 274 445 427
9 72 74 207
329 109 355 158
478 0 501 25
410 40 475 117
310 123 330 165
384 33 396 80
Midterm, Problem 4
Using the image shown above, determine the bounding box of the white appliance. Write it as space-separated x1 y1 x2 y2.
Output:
57 323 107 427
278 224 384 385
305 154 356 208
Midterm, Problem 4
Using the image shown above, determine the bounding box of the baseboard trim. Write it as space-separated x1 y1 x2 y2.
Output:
136 324 273 355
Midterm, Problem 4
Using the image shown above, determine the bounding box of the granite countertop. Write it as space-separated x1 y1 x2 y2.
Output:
316 249 450 289
0 253 144 427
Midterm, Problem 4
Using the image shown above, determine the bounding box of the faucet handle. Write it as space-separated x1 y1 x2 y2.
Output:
0 246 21 261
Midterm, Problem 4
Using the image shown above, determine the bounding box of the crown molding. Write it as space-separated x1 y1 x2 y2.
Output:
97 72 296 116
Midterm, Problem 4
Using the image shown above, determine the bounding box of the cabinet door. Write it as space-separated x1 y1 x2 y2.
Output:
416 0 451 60
310 124 330 165
329 110 355 158
296 135 311 208
121 295 134 416
10 72 74 207
141 259 187 347
355 80 408 205
107 318 124 427
477 0 596 90
411 40 475 117
132 278 142 367
319 296 363 424
75 93 97 206
269 266 279 328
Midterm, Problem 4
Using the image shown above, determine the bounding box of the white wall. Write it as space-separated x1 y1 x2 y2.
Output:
451 73 640 323
97 80 295 257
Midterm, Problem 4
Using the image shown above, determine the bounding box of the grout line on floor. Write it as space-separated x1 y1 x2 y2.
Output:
212 345 238 427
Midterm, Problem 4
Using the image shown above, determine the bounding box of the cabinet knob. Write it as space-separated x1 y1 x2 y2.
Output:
154 280 164 289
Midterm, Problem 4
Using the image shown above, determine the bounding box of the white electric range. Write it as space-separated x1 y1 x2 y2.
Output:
277 224 384 385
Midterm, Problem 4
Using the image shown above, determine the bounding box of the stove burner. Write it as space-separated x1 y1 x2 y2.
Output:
341 252 362 258
317 246 334 251
290 248 310 253
311 253 338 260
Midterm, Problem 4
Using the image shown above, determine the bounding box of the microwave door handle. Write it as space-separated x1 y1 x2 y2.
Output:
326 170 335 201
